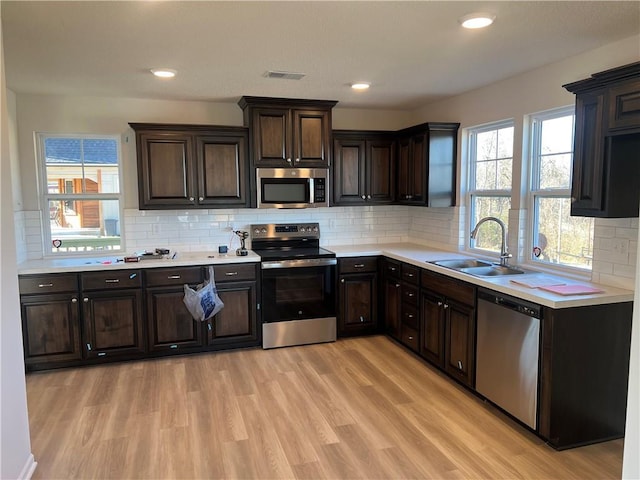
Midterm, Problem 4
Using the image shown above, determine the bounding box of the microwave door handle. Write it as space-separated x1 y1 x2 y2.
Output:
309 178 315 204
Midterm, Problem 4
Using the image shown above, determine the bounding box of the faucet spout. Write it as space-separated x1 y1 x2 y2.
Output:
470 216 511 266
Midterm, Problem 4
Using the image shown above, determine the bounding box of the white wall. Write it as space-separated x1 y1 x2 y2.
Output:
0 16 36 480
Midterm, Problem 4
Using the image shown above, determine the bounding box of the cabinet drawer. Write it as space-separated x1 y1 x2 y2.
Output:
145 267 204 287
81 270 142 290
213 263 256 282
401 264 420 285
383 258 401 278
421 271 475 307
19 274 78 295
402 284 419 306
401 325 419 352
402 304 419 329
340 257 378 274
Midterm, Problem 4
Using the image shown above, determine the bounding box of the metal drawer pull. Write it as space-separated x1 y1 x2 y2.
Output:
437 301 443 306
105 279 119 284
354 264 365 268
84 298 89 303
407 314 414 319
170 344 178 349
225 272 239 276
408 336 414 341
395 283 400 288
168 275 181 279
458 360 463 370
360 316 365 322
98 352 106 357
444 304 449 309
38 283 54 288
405 273 414 277
407 292 414 297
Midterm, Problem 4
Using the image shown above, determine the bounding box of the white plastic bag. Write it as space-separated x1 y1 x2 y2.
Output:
183 266 224 321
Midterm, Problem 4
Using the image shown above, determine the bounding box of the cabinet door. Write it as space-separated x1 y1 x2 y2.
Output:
571 91 606 215
82 289 145 358
384 276 402 339
444 299 476 387
338 273 378 335
206 281 259 347
332 137 367 205
251 107 290 166
426 126 457 207
607 79 640 132
367 139 395 203
146 287 204 351
21 293 82 366
420 291 445 368
397 137 411 201
137 132 196 208
292 109 331 167
409 133 426 203
196 134 249 207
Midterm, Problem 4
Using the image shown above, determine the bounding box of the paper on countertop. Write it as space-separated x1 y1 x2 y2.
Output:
538 284 605 295
510 276 567 289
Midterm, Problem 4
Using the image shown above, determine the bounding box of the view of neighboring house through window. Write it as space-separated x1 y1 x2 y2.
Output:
529 108 594 270
468 121 514 254
39 135 122 254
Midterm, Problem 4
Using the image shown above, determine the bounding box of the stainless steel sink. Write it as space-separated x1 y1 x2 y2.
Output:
432 259 493 269
459 265 526 277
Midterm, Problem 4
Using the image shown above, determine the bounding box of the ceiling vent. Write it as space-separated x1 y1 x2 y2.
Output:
263 70 306 80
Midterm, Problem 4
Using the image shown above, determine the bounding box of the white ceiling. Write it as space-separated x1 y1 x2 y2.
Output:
2 1 639 110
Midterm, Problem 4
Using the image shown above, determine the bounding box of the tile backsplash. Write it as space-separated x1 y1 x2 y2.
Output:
16 206 638 290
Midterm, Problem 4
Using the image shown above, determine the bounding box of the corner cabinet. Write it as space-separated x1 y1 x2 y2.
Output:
332 131 396 205
130 123 249 209
396 123 460 207
238 96 337 169
563 62 640 218
337 257 379 336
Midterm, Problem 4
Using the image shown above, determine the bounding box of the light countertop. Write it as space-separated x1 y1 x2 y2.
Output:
17 251 261 275
327 243 635 309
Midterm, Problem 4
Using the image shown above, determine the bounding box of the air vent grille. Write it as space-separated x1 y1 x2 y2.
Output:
263 70 306 80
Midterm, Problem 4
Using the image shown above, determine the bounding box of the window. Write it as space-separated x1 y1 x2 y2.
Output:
529 108 593 270
468 121 514 254
37 135 123 255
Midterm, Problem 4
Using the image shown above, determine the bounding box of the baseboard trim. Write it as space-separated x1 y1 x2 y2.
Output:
18 453 37 480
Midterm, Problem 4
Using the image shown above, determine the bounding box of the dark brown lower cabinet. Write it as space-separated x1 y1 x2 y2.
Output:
382 259 402 339
419 270 476 388
338 257 379 336
21 292 82 367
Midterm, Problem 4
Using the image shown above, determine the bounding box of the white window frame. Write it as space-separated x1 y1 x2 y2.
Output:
466 120 514 259
526 106 593 275
36 133 125 257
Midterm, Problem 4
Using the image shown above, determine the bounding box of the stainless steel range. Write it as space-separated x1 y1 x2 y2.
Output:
251 222 337 349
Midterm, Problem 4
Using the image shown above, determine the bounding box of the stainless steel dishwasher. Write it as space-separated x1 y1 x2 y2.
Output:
476 288 541 430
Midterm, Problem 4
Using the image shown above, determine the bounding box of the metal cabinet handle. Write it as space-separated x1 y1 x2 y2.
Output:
360 316 365 323
443 303 449 309
83 298 89 303
457 360 463 370
437 301 443 306
295 158 300 163
287 158 292 164
105 279 119 284
407 293 414 297
189 197 195 202
341 278 345 283
405 273 414 278
361 195 366 200
390 267 397 272
199 196 204 201
86 343 92 351
407 314 414 319
38 283 54 288
224 272 239 276
395 283 400 288
71 298 78 303
98 352 106 357
168 275 181 279
354 264 365 268
408 336 414 340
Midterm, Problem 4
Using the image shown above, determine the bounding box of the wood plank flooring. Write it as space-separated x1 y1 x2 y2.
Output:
26 336 623 479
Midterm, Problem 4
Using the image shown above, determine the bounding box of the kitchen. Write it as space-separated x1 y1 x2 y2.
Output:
2 2 640 479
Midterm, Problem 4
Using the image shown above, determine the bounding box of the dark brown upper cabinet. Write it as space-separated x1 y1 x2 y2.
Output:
396 122 460 207
238 96 337 169
332 131 396 205
563 62 640 218
130 123 249 210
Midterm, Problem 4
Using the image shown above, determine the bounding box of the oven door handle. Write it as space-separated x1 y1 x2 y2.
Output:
261 258 337 269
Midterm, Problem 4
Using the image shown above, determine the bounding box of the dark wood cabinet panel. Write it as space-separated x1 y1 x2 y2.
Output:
21 293 82 365
239 97 337 169
19 273 78 295
130 123 249 209
383 275 402 339
146 288 204 351
396 123 459 207
563 62 640 218
444 300 475 385
332 131 395 206
206 280 259 347
82 289 145 358
338 257 378 336
420 292 445 367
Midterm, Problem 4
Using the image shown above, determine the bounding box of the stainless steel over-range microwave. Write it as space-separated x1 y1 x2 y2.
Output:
256 168 329 209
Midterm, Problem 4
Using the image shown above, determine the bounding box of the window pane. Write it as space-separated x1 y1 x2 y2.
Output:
539 153 572 189
533 197 593 269
44 138 120 194
471 196 510 253
476 130 497 160
496 126 514 158
475 159 497 190
496 158 512 189
541 115 573 154
49 199 121 253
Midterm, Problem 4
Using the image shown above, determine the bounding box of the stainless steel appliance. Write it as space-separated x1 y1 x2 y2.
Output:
476 288 541 430
251 222 336 349
256 168 329 209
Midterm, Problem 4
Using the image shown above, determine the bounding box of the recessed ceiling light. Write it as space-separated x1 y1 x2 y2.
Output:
351 82 370 90
459 13 495 29
150 68 177 78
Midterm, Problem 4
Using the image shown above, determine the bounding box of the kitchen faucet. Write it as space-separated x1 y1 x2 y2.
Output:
470 216 512 266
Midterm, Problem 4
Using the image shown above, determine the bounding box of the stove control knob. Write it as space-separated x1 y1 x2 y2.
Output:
300 227 307 232
254 228 261 234
313 226 318 232
261 228 267 234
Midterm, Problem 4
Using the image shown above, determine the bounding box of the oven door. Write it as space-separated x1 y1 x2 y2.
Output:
261 258 336 323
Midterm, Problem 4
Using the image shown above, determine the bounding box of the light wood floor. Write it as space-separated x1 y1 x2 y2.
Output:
26 335 623 479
